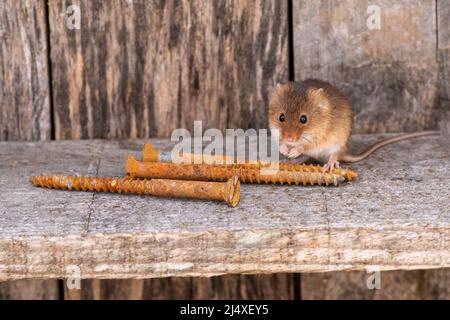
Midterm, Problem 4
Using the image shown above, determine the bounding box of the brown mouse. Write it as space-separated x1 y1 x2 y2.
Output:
268 79 439 171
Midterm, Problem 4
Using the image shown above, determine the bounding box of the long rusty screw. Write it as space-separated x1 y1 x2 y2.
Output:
142 143 245 164
31 175 240 207
141 143 357 181
127 155 351 186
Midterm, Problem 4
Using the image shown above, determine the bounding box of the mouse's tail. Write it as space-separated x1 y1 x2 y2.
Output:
341 130 440 163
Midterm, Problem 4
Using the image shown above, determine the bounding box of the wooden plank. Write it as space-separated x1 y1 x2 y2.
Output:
0 141 105 238
438 0 450 136
0 280 59 300
189 274 295 299
64 279 145 300
0 1 58 297
293 0 439 133
0 0 50 141
421 268 450 299
64 274 295 299
0 135 449 280
48 0 288 139
300 269 450 299
0 140 101 299
0 141 98 297
294 2 445 298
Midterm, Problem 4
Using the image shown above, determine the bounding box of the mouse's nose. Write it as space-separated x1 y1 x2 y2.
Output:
283 131 298 143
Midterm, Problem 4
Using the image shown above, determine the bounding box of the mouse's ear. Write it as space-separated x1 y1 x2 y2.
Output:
308 88 328 109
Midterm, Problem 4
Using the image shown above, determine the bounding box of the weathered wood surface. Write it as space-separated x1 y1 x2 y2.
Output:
293 0 439 133
48 0 288 139
301 269 450 299
0 279 59 300
64 270 450 299
0 134 449 281
0 0 56 298
0 0 50 141
438 0 450 136
65 274 295 299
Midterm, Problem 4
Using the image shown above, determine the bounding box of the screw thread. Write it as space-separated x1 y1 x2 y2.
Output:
127 156 352 186
141 143 358 182
31 175 240 207
202 164 344 186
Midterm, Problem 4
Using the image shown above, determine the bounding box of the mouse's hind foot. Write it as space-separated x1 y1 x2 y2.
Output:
322 154 340 173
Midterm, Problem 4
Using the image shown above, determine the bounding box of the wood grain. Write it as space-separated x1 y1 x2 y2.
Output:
189 274 295 299
48 0 288 140
293 0 439 133
0 0 55 299
64 279 145 300
438 0 450 136
64 274 295 300
0 279 59 300
0 0 50 141
0 140 101 298
0 135 449 281
301 269 450 299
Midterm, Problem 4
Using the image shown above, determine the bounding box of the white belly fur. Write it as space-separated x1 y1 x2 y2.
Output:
305 144 341 162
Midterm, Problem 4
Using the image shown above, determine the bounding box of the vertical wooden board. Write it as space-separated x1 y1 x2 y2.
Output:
64 279 145 300
438 0 450 136
0 0 54 299
64 278 192 300
142 278 192 299
65 278 192 300
300 269 450 299
48 0 288 140
293 0 439 133
0 280 59 300
190 274 296 300
0 0 50 141
63 274 295 299
421 269 450 299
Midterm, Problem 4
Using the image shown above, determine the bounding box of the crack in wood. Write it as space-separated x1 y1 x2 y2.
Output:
83 159 101 236
321 187 332 266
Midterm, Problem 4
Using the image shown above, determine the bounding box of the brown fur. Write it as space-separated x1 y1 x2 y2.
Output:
269 79 353 162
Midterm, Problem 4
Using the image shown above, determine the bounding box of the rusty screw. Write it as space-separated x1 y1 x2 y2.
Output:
142 143 242 164
31 175 240 207
141 143 357 182
127 155 354 186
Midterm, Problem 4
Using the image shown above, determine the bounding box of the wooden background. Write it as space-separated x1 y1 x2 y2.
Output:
1 0 449 299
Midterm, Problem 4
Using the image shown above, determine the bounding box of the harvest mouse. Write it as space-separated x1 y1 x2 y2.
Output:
268 79 439 172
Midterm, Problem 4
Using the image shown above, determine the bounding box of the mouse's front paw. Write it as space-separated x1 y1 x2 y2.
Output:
287 147 303 159
280 144 290 157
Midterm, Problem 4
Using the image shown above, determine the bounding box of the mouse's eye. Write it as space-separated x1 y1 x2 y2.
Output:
300 115 308 124
279 113 285 122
